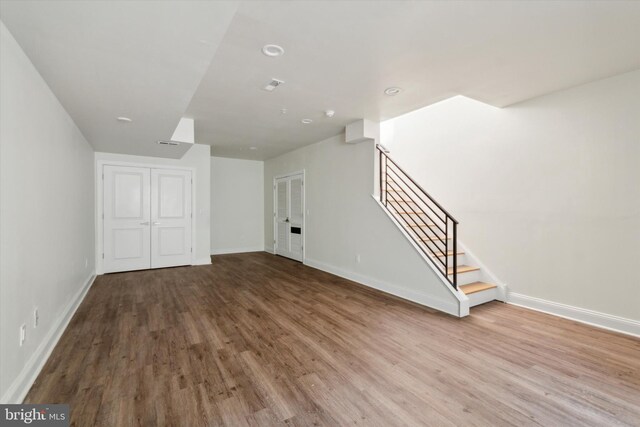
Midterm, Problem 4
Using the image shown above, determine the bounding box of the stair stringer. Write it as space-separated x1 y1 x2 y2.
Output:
373 195 470 317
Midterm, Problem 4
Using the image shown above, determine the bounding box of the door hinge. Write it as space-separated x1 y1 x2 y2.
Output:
102 253 104 259
191 247 193 253
102 173 104 180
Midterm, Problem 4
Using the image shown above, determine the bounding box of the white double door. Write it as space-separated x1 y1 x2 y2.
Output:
275 173 304 262
103 165 192 273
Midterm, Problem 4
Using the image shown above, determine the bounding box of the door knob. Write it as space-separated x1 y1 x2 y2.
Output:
140 221 150 225
285 218 289 223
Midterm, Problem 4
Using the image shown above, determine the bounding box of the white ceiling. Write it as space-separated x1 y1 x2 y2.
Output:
0 0 238 158
2 1 640 160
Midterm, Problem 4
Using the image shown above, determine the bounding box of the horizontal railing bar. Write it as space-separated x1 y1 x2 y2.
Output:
385 177 438 238
378 145 458 224
385 189 448 258
385 166 448 226
388 179 447 235
385 175 447 234
385 186 447 269
385 178 448 254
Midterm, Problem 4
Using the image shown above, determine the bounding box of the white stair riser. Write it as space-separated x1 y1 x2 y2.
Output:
449 269 481 286
467 287 499 307
434 254 467 266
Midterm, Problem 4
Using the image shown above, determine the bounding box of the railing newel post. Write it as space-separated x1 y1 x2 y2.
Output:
453 221 457 290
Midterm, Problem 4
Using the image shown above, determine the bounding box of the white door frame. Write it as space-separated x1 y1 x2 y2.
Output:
273 170 305 264
96 160 196 274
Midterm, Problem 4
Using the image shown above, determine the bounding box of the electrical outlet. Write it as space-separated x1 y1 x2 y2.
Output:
19 324 26 346
34 308 39 327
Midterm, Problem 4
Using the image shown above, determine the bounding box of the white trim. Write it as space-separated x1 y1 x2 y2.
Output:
1 272 96 404
264 246 275 254
193 257 212 266
211 246 265 255
95 160 197 274
507 292 640 338
273 169 305 180
372 196 468 316
305 258 459 316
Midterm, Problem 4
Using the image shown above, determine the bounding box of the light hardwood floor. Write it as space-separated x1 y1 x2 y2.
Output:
26 252 640 426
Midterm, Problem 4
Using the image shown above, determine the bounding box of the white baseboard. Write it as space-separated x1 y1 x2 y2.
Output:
264 246 275 254
507 292 640 338
304 258 460 316
1 272 97 404
211 246 265 255
193 257 212 266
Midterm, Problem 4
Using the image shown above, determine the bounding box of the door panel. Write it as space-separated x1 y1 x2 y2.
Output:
103 165 151 273
288 177 304 261
151 169 192 268
275 179 289 256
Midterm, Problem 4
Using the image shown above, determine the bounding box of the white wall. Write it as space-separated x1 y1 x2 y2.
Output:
211 156 264 254
264 135 461 315
386 70 640 323
95 144 212 268
0 21 96 402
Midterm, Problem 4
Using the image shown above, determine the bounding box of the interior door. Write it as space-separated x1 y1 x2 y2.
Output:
151 168 192 268
103 165 151 273
274 173 304 261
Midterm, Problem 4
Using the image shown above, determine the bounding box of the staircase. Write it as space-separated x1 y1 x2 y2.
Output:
377 145 501 309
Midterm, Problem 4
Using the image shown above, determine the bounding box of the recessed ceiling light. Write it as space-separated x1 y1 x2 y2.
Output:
262 44 284 57
117 116 132 122
384 87 402 96
325 110 335 118
249 146 258 150
281 108 288 115
301 119 313 124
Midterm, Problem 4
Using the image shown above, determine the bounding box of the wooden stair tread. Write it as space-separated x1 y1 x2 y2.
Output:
447 265 480 275
460 282 497 295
